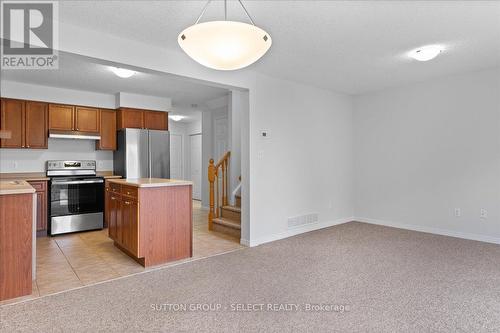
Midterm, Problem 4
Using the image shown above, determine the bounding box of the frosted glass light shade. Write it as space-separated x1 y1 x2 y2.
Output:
178 21 272 71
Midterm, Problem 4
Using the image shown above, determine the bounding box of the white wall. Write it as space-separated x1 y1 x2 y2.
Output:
116 92 171 111
229 90 243 204
0 139 113 172
354 68 500 242
1 80 116 108
250 73 354 244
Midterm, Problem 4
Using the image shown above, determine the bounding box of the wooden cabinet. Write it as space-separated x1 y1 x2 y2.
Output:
121 198 138 256
25 102 48 149
0 192 33 301
106 184 139 256
105 181 192 267
49 104 99 133
117 108 143 129
27 180 48 233
144 111 168 130
117 108 168 131
0 99 25 148
75 107 99 132
48 104 74 131
96 109 116 150
1 98 48 149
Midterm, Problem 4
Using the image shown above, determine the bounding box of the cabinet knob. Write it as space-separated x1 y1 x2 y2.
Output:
125 201 130 205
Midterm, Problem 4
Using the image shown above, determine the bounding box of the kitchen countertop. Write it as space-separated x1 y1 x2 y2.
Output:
0 171 121 180
0 180 36 195
0 172 49 181
107 178 192 188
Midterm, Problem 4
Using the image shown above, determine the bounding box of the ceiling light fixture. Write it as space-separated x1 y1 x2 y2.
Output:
178 0 272 71
169 115 185 122
110 67 136 78
409 45 444 62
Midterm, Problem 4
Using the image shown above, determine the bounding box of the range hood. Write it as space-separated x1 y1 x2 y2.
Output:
49 130 101 140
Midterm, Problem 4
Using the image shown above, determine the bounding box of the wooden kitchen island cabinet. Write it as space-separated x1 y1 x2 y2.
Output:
105 178 192 267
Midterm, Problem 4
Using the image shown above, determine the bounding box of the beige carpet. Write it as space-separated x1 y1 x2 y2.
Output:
2 222 500 332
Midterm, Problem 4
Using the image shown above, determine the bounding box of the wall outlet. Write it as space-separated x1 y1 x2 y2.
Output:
454 208 461 217
480 209 488 219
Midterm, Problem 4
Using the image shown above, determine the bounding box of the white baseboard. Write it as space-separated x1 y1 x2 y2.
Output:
248 217 353 247
240 238 250 247
355 217 500 245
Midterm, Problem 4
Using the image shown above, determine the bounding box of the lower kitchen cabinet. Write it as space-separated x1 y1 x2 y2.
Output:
27 180 48 234
106 189 139 257
105 180 192 267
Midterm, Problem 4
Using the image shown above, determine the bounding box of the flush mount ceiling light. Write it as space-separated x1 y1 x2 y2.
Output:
110 67 136 78
409 45 444 62
169 115 185 122
178 0 272 71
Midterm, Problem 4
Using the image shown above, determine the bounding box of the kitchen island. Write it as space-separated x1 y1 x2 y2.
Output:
105 178 192 267
0 180 36 301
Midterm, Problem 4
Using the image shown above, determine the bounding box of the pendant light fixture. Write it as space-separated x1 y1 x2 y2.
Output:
178 0 272 71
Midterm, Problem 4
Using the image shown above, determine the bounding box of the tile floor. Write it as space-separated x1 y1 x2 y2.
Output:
1 201 242 305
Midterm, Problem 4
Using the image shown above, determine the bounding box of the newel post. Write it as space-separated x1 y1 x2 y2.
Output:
208 158 216 230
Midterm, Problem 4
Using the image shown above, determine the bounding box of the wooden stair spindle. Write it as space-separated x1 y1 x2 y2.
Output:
208 151 231 230
208 158 216 229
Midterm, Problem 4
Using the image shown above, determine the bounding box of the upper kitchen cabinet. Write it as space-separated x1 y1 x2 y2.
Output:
117 108 144 129
1 98 48 149
96 109 117 151
49 104 100 133
48 104 74 131
25 101 48 149
0 98 25 148
116 108 168 131
144 111 168 130
75 107 100 132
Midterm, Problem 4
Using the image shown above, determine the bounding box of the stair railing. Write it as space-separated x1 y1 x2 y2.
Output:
208 151 230 229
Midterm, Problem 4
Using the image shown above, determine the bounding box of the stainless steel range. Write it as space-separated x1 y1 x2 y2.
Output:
47 160 104 235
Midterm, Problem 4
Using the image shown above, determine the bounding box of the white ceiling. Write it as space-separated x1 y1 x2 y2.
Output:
56 0 500 94
1 52 229 106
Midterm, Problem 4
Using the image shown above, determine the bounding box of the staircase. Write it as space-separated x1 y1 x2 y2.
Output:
208 151 241 238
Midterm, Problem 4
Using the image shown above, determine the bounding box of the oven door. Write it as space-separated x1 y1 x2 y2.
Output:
50 177 104 235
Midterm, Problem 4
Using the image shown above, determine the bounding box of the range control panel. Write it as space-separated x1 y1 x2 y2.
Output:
47 160 96 171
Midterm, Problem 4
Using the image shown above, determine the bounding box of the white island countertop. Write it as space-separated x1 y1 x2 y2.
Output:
106 178 193 188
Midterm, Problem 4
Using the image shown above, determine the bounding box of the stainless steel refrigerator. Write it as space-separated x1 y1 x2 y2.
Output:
113 128 170 179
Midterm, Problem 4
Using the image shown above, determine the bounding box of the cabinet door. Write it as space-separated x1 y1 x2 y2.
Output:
96 109 116 150
27 181 47 232
25 101 48 149
104 187 110 228
108 193 119 241
0 98 25 148
122 198 138 256
75 107 99 132
144 111 168 130
49 104 74 130
117 108 143 129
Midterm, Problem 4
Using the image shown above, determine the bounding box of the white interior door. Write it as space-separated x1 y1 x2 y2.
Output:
170 133 183 180
190 134 202 200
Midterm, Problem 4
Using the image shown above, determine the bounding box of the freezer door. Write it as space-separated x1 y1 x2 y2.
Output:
125 128 149 178
149 130 170 179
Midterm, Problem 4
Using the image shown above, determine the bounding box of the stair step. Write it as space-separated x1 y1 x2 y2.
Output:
212 217 241 230
222 205 241 213
235 195 241 208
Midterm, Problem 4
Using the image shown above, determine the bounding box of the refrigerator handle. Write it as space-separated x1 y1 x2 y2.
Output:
148 131 152 178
